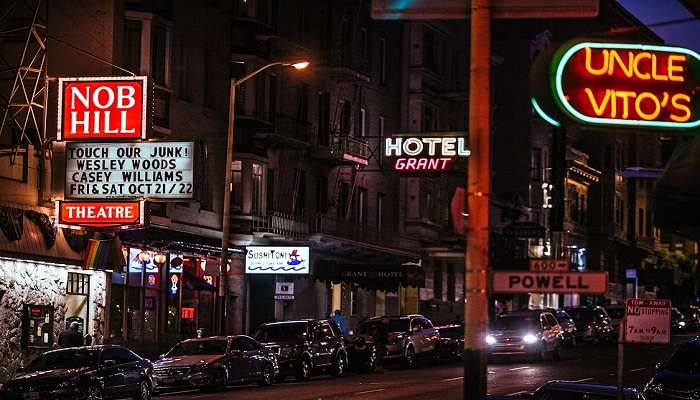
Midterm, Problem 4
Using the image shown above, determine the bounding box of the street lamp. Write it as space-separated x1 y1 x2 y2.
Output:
219 60 309 334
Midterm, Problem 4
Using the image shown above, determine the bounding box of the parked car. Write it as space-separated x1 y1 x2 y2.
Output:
0 345 153 400
545 308 578 347
487 381 645 400
671 307 688 333
486 310 562 361
680 307 700 331
644 337 700 399
564 306 615 344
604 305 625 333
254 319 347 381
152 335 277 393
356 314 439 368
435 323 464 361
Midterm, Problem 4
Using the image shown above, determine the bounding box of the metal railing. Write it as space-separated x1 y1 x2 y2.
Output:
252 212 310 239
330 135 370 162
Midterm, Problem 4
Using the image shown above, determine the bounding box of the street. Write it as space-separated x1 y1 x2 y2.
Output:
157 334 694 400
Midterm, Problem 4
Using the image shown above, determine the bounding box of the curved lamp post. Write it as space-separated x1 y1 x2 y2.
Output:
219 60 309 334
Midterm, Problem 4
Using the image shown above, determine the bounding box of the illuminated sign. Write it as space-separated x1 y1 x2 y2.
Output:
146 273 158 287
58 76 148 140
551 42 700 129
246 246 310 274
181 307 195 319
65 141 194 199
170 274 179 295
385 136 470 172
56 200 144 228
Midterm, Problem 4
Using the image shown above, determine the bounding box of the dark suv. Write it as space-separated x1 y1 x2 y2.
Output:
254 319 347 381
565 306 614 344
644 338 700 399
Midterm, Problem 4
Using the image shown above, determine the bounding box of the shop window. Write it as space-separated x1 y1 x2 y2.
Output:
67 272 89 295
21 304 53 349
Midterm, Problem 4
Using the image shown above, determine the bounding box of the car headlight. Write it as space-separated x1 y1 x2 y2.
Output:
679 321 687 327
485 335 496 345
645 381 663 395
522 334 538 344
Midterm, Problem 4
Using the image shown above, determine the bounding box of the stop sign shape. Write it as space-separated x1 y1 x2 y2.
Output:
58 76 148 140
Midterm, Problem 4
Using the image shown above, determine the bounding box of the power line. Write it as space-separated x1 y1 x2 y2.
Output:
47 35 136 76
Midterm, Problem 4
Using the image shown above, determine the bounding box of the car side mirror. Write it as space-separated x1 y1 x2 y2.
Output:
102 359 117 368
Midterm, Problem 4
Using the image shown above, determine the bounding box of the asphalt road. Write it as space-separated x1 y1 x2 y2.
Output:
157 333 696 400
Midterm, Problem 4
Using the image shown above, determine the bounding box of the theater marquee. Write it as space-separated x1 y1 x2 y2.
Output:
56 200 144 228
57 76 148 140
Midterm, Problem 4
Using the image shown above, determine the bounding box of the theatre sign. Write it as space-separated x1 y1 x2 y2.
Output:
532 41 700 130
385 135 470 172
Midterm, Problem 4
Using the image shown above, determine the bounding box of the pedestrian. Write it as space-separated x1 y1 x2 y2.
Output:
374 316 389 372
331 309 349 334
58 322 84 348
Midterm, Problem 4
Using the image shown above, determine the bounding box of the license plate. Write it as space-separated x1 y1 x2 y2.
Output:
23 393 39 400
162 377 176 384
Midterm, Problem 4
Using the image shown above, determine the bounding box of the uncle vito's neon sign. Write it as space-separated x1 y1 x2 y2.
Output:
545 41 700 129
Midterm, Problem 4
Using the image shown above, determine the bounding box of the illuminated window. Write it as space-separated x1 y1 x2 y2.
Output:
252 163 263 215
67 273 89 296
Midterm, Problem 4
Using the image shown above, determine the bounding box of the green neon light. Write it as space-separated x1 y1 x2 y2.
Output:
553 42 700 129
531 97 561 127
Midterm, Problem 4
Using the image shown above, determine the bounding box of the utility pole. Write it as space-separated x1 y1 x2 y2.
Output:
464 0 491 399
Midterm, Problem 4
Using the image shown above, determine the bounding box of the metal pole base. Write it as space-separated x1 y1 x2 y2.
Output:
464 349 488 400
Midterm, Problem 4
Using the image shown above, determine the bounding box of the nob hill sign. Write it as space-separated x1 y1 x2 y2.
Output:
57 76 148 140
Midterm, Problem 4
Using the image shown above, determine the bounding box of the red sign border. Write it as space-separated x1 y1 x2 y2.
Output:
57 76 149 141
55 200 145 229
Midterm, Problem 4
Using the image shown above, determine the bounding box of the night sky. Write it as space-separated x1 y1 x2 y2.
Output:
618 0 700 52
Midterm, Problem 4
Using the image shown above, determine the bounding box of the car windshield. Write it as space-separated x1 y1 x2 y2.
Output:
606 308 624 319
665 345 700 374
167 340 228 356
437 326 463 338
254 323 308 341
490 316 540 331
554 311 572 322
25 350 98 371
566 308 596 322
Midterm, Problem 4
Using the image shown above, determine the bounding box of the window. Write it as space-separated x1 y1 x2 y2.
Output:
266 169 275 213
377 193 385 231
340 101 351 135
531 148 542 181
447 264 455 301
252 163 263 214
101 348 139 365
293 169 306 216
67 273 89 295
318 92 331 146
338 182 349 219
421 190 435 221
350 286 359 316
423 30 441 73
419 318 433 330
233 336 260 351
379 38 387 84
124 20 142 74
232 161 242 212
297 83 309 122
615 197 624 228
316 176 328 213
434 265 443 300
356 188 368 225
422 104 437 132
360 28 368 59
151 25 168 86
357 108 367 137
410 319 421 332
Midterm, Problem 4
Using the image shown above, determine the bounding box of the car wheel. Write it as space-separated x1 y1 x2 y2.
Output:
258 363 274 387
331 351 347 377
132 379 151 400
404 346 416 369
204 370 226 392
85 385 104 400
296 358 311 381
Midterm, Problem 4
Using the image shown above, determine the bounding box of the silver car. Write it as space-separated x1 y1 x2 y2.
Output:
486 311 563 361
358 315 439 368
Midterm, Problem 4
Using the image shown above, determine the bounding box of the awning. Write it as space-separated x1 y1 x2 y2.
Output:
119 227 245 256
0 209 83 265
314 261 424 291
